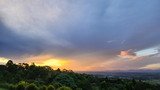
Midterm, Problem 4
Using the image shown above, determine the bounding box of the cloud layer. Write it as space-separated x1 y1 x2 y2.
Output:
0 0 160 71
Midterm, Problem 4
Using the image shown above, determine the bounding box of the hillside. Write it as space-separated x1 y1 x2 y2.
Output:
0 60 160 90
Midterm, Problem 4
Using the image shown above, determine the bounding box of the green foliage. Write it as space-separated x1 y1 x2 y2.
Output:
15 81 28 90
92 86 99 90
0 88 7 90
54 73 77 88
16 83 25 90
57 86 72 90
76 88 82 90
0 60 160 90
9 84 16 90
40 85 47 90
26 83 38 90
47 85 55 90
100 81 108 90
52 82 62 89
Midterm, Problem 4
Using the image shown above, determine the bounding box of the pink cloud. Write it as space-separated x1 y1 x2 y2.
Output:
118 49 137 60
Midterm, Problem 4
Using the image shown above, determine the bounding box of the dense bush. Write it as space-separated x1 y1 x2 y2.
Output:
47 85 55 90
9 84 16 90
16 84 25 90
54 73 77 88
15 81 28 90
40 85 47 90
26 83 38 90
57 86 72 90
52 82 62 89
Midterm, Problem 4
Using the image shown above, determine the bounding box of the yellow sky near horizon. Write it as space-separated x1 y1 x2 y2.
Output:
0 51 160 71
0 57 9 64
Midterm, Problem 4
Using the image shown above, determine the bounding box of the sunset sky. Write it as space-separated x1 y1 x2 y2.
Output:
0 0 160 71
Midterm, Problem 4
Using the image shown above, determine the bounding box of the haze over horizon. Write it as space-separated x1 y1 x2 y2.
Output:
0 0 160 71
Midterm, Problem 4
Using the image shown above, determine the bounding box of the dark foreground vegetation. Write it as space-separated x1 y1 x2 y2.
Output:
0 60 160 90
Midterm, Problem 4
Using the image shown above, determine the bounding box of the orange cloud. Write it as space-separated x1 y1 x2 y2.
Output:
118 49 137 59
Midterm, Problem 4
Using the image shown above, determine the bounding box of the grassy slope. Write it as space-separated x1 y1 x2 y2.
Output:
0 88 7 90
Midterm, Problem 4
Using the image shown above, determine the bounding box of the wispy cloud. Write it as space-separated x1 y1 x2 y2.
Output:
140 63 160 70
136 47 159 57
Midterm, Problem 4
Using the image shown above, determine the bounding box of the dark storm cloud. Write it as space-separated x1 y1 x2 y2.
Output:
0 21 47 57
53 0 160 56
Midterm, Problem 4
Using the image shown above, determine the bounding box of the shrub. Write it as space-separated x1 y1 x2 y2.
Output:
55 73 76 88
40 85 47 90
9 84 16 90
52 82 62 89
76 88 82 90
16 81 28 90
47 85 55 90
26 83 38 90
16 84 25 90
57 86 72 90
92 86 99 90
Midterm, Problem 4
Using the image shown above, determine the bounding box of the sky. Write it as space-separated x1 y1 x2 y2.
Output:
0 0 160 71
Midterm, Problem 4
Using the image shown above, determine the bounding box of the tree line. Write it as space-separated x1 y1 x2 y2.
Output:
0 60 160 90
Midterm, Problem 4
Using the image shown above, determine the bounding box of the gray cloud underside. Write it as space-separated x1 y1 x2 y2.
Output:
0 21 45 57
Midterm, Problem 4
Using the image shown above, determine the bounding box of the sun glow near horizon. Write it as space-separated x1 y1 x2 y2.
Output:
0 56 73 70
29 58 72 70
41 59 69 69
0 57 9 64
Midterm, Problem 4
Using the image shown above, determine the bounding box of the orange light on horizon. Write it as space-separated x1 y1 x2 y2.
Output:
33 58 70 70
42 59 68 67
